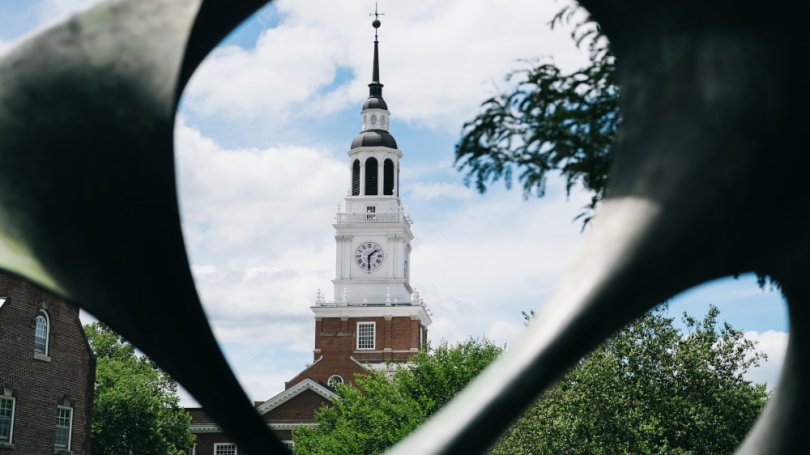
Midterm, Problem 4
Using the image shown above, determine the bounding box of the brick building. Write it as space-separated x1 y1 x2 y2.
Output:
0 272 96 454
188 18 432 454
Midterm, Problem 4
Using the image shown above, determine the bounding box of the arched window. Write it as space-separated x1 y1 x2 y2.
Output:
34 311 49 356
383 159 395 196
351 160 360 196
365 157 378 196
328 375 344 388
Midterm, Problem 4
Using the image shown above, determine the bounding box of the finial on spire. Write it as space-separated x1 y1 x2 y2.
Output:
370 3 384 40
367 3 384 98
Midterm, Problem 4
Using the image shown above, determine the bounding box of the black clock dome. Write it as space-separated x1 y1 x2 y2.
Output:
351 130 398 149
363 96 388 110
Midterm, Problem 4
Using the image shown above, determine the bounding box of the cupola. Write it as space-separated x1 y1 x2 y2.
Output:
351 16 397 150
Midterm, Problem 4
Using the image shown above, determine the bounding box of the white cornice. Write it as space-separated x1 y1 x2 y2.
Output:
347 147 403 158
256 378 336 416
310 304 432 326
190 422 318 434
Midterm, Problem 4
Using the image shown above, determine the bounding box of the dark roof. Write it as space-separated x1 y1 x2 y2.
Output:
351 130 398 149
363 96 388 110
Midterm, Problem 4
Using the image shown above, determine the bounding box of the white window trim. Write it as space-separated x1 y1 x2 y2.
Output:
357 321 376 350
327 375 344 388
54 405 73 450
214 443 237 455
0 396 15 444
35 310 50 357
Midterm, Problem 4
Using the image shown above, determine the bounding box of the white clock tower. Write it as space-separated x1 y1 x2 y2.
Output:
332 18 415 307
303 15 431 378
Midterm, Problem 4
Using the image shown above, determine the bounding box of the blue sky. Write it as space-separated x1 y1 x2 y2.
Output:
0 0 788 405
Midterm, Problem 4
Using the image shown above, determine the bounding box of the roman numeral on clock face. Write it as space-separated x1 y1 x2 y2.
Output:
355 241 384 271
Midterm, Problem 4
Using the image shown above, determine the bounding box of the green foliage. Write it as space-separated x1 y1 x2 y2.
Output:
85 322 195 455
292 338 503 455
490 306 769 455
455 4 617 226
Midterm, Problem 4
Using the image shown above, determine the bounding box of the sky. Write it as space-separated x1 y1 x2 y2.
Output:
0 0 790 406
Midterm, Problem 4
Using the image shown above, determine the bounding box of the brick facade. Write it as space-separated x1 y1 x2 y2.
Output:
188 311 426 452
0 273 96 454
189 383 333 453
285 315 427 389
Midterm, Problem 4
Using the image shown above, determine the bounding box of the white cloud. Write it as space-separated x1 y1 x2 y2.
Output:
190 264 217 277
409 182 475 201
175 116 587 350
174 117 345 348
173 117 588 404
486 319 525 348
744 330 789 389
183 0 589 130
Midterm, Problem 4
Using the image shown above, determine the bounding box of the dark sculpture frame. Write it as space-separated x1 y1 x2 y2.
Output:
0 1 806 453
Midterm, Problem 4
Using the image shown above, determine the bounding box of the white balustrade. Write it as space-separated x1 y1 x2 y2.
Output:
335 212 410 224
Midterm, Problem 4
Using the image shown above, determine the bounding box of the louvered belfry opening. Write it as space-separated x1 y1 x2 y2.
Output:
383 159 395 195
365 157 378 195
352 159 360 196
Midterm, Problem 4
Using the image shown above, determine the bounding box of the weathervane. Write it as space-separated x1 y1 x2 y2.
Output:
370 2 384 40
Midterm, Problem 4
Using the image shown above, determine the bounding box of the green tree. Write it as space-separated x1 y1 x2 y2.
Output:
489 306 769 455
455 4 617 225
292 338 503 455
84 322 195 455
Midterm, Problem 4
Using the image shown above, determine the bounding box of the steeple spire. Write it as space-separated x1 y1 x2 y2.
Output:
368 4 384 98
352 4 395 148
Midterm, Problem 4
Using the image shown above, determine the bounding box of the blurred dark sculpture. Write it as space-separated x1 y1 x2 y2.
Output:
0 0 806 454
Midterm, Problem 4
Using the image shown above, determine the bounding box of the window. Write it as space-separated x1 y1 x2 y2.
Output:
0 397 15 444
365 157 378 195
383 159 395 195
351 159 360 196
282 441 294 449
215 443 237 455
366 205 376 221
34 310 49 356
328 375 344 388
54 406 72 450
357 322 375 350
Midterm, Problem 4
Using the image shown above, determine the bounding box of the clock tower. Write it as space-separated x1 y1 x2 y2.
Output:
286 15 431 390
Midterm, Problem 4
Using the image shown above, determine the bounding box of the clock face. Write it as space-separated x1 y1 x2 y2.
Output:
355 242 385 272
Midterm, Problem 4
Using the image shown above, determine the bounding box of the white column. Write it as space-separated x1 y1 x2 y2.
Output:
393 161 398 197
359 157 366 196
387 234 397 279
344 235 353 279
378 159 384 196
335 235 343 279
